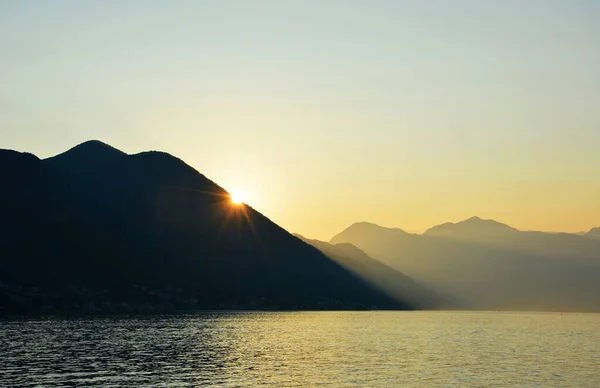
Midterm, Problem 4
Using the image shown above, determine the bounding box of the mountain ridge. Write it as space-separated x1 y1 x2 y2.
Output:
331 220 600 312
0 141 411 314
586 227 600 240
424 216 519 239
293 234 449 309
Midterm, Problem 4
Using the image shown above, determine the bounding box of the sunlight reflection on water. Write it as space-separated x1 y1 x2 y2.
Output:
1 311 600 387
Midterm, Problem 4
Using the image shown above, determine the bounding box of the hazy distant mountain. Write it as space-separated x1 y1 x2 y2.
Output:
424 217 600 263
424 216 519 240
0 141 411 314
586 227 600 240
332 221 600 312
293 234 449 309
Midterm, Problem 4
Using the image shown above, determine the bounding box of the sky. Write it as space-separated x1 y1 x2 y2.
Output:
1 0 599 240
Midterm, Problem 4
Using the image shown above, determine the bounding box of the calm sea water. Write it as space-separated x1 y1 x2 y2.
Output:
1 311 599 387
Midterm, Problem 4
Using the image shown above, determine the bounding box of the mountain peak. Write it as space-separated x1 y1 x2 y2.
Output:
424 217 517 239
462 216 509 225
2 141 408 312
458 216 514 228
44 140 127 172
77 139 116 149
56 140 126 157
586 227 600 240
347 222 408 234
330 222 409 245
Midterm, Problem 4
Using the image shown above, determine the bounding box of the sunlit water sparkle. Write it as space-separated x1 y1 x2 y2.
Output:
1 311 599 387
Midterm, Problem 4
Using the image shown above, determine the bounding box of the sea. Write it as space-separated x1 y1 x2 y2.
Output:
1 311 599 387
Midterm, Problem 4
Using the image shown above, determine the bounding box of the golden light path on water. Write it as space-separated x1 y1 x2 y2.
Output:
2 311 600 387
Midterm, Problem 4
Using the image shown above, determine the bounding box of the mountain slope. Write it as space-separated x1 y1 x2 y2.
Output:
294 235 450 309
0 141 412 314
587 227 600 240
332 221 600 312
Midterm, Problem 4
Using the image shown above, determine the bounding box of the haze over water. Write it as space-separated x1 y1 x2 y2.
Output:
2 311 600 387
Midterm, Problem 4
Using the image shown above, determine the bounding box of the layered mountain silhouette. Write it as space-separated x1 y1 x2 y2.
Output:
332 220 600 312
293 235 449 309
0 141 412 314
3 140 598 314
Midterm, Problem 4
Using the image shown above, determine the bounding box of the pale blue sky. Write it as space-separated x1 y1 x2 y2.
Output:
1 0 599 239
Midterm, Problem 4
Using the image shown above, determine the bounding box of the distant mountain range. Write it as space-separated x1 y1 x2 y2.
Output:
293 235 449 309
0 141 411 314
424 216 600 260
2 140 598 314
331 218 600 312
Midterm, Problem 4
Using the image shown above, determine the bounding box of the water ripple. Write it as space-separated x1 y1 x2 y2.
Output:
1 311 599 387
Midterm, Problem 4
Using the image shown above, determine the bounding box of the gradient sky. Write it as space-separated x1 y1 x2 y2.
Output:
1 0 599 240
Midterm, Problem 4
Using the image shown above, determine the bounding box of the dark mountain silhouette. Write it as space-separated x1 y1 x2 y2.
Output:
0 141 412 314
293 234 450 309
331 221 600 312
586 227 600 240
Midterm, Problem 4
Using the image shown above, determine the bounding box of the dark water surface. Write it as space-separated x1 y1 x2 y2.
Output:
1 311 599 387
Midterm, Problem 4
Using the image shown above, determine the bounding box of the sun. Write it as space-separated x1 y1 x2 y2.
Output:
230 190 246 205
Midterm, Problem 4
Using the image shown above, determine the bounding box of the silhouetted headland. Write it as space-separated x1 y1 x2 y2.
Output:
0 141 412 314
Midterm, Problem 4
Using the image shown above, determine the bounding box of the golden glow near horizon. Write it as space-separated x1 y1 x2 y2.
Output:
2 2 599 240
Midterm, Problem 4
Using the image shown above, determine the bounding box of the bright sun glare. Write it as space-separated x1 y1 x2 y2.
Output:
230 191 246 205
